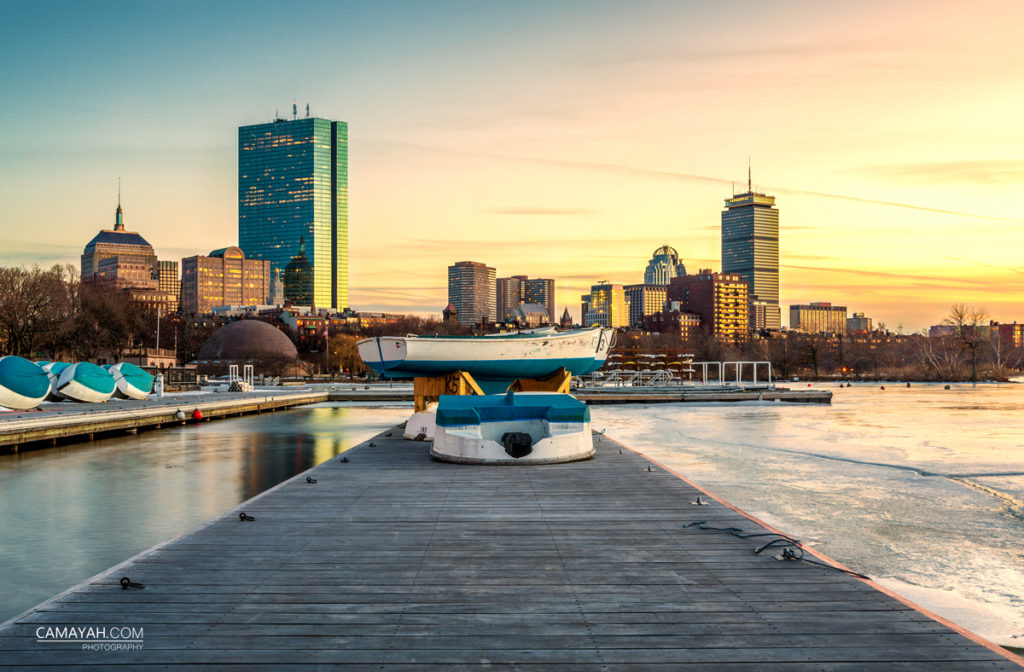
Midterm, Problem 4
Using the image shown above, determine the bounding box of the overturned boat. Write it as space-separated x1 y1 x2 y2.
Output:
431 391 594 464
0 356 51 410
358 327 614 394
57 362 116 403
107 362 154 399
38 361 71 401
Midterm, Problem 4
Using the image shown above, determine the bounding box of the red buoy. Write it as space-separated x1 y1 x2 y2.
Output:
192 409 203 420
880 385 885 390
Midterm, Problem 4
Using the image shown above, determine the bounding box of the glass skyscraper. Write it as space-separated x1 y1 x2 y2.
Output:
239 116 348 310
721 178 780 331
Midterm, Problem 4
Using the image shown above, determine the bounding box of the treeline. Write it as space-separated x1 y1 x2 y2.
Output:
0 265 160 361
617 308 1023 382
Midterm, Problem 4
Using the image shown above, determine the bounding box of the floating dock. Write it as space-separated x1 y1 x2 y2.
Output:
0 431 1018 670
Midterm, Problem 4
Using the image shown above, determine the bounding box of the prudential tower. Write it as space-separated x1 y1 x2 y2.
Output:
721 167 780 331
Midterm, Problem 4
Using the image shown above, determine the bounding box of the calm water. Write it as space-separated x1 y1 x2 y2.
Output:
591 382 1024 647
0 403 410 624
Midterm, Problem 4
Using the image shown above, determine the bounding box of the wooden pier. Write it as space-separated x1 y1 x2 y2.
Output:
0 390 329 452
0 430 1018 670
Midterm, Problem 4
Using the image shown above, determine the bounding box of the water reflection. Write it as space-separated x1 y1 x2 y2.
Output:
0 403 410 624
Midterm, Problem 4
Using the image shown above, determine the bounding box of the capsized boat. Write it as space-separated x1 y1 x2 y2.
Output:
39 361 71 400
57 362 116 403
358 327 614 393
107 362 154 399
431 391 594 464
0 356 51 410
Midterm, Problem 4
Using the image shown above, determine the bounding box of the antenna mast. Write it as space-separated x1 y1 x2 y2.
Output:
747 157 752 193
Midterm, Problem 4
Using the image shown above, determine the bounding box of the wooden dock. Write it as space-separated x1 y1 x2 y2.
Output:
0 390 329 452
0 430 1019 670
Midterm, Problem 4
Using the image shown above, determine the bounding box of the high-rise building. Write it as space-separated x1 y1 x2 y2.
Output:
667 269 749 345
81 198 157 281
790 303 847 334
496 275 555 324
238 114 348 310
283 236 315 306
158 260 179 313
523 278 555 325
496 276 526 322
847 312 872 332
448 261 496 326
181 246 271 315
643 245 687 285
583 282 628 328
624 284 668 328
722 170 780 330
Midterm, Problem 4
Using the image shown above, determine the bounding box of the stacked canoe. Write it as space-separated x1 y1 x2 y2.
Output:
0 357 154 410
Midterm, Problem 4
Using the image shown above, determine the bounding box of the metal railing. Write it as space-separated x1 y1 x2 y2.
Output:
576 361 773 390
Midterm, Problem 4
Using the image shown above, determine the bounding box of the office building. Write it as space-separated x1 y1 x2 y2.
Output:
158 261 180 313
81 198 157 281
238 112 348 310
624 284 668 328
448 261 496 325
283 236 314 306
181 246 271 315
847 312 872 332
722 170 780 330
583 282 628 328
497 275 555 324
667 270 750 345
790 302 847 334
643 245 687 285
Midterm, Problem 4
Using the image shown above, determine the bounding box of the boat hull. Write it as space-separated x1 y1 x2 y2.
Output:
430 392 594 465
108 362 154 399
57 363 116 403
40 361 70 401
0 356 50 410
358 328 613 389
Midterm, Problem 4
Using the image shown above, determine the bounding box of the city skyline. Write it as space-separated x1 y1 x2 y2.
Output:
2 1 1023 330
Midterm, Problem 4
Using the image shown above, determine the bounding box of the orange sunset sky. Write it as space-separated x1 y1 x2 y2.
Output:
1 0 1022 331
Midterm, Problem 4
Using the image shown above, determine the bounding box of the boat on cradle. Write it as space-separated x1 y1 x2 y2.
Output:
431 391 594 464
0 356 51 410
38 361 70 400
56 362 116 403
357 327 615 393
106 362 154 399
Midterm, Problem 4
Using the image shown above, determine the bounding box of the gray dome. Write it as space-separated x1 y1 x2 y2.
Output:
197 320 297 362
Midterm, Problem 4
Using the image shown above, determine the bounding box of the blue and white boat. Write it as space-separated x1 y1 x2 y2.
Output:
0 356 51 410
38 361 71 401
56 362 117 403
358 327 614 393
107 362 154 399
431 391 594 464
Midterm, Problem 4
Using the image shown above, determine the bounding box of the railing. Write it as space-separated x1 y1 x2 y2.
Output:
575 361 773 390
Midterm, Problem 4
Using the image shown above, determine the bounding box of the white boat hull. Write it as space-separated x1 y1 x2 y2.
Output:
431 418 594 465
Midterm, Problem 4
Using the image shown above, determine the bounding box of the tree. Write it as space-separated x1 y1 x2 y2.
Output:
327 334 367 379
944 304 988 382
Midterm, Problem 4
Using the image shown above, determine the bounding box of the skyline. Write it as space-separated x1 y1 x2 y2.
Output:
2 1 1023 330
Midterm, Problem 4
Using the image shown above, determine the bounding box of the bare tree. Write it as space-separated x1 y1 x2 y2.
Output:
944 304 988 382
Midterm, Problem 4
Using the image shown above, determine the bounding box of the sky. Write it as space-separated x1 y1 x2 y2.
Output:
1 0 1022 331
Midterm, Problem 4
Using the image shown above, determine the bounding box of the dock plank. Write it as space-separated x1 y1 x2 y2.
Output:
0 431 1019 670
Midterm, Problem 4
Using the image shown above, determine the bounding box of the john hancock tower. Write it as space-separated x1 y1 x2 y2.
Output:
238 110 348 310
721 169 780 331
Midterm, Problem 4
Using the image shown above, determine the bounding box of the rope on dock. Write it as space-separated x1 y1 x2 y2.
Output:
683 520 870 579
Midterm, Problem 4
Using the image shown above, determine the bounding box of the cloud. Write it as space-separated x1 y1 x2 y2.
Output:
853 160 1024 184
381 141 1024 225
485 207 598 216
781 263 992 288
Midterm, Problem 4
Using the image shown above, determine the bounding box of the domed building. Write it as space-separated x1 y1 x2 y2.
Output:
643 245 687 285
196 320 297 375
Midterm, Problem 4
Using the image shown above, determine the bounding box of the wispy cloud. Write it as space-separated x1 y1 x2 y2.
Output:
381 141 1024 225
853 160 1024 184
484 207 599 216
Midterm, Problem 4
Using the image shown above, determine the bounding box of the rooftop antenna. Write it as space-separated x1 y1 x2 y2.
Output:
305 103 310 118
747 157 752 193
292 101 297 120
117 177 121 207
